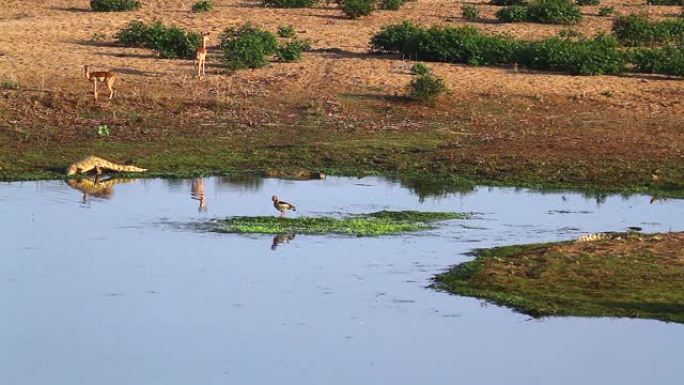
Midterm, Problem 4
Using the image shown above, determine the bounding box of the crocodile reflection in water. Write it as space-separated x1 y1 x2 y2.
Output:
191 178 207 212
271 234 296 250
66 176 138 202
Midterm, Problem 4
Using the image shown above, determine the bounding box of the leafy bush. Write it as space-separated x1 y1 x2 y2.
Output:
516 33 624 75
598 6 614 16
491 0 527 5
372 22 626 75
115 21 202 59
262 0 317 7
558 28 583 38
115 20 149 47
527 0 582 24
192 0 213 12
410 63 430 75
613 14 684 47
1 78 19 90
628 46 684 76
373 24 518 65
343 0 376 19
380 0 404 10
276 39 311 61
646 0 681 4
220 23 278 70
90 0 141 11
462 5 480 20
575 0 599 5
370 21 423 54
408 72 446 103
496 5 529 22
498 0 582 24
277 25 296 38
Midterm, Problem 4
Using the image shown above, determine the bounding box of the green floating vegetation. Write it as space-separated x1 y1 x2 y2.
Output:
213 210 465 236
432 233 684 324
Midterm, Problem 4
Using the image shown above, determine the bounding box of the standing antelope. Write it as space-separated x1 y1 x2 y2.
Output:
83 64 115 101
195 32 210 78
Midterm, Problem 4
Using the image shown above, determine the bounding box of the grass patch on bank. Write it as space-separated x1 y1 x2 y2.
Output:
432 232 684 323
213 210 465 236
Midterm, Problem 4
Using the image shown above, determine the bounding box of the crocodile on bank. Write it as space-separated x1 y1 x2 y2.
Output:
574 230 653 243
66 156 147 176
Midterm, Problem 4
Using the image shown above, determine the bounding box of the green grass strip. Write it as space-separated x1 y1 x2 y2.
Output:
213 210 465 236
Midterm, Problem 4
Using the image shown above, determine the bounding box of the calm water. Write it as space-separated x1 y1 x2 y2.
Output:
1 177 683 385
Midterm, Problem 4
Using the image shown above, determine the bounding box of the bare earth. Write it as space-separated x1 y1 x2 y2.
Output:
0 1 682 187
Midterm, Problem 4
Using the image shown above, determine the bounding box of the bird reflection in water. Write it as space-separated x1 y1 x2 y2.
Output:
271 233 296 250
66 176 137 203
650 196 668 205
191 178 207 212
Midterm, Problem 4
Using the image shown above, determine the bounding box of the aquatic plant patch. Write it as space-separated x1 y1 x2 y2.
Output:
212 211 466 236
432 232 684 323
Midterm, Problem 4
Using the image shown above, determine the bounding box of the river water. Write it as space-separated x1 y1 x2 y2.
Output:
1 176 682 385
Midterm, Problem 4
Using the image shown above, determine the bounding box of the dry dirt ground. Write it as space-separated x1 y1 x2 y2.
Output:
0 0 682 187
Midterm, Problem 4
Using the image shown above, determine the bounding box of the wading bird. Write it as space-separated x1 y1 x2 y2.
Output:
272 195 296 218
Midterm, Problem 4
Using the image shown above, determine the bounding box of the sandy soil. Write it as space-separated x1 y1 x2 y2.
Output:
1 0 682 110
0 1 682 186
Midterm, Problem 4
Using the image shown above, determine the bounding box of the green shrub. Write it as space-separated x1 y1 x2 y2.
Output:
516 33 624 75
90 0 141 11
498 0 582 24
410 62 430 75
597 6 614 16
496 5 529 22
409 72 446 103
462 5 480 20
373 24 519 65
276 39 311 61
380 0 404 10
277 25 296 38
575 0 599 5
613 14 684 47
1 78 19 90
192 0 213 12
115 20 149 47
527 0 582 24
558 28 583 38
343 0 376 18
370 21 423 54
262 0 317 7
220 23 278 70
646 0 681 4
115 21 202 59
628 46 684 76
491 0 527 5
371 22 625 75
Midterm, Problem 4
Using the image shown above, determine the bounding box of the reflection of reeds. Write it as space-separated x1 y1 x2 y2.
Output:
216 175 264 192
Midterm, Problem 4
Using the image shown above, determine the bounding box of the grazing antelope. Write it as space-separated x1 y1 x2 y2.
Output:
83 64 115 101
195 32 210 78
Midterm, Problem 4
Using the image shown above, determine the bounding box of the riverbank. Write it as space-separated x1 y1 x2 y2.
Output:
1 1 682 197
433 232 684 324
